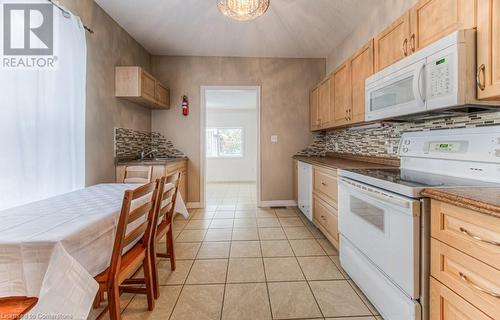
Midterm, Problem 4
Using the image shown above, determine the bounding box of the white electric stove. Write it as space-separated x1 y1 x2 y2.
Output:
337 126 500 320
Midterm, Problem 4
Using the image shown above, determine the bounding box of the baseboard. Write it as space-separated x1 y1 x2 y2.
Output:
259 200 297 208
186 202 203 209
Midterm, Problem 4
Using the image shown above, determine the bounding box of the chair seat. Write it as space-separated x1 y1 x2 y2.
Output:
0 297 38 319
95 244 146 285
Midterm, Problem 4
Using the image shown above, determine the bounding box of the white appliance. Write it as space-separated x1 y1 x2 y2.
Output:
338 126 500 320
297 161 313 221
365 29 493 121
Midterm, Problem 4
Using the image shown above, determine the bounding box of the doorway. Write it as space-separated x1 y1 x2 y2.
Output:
200 86 261 208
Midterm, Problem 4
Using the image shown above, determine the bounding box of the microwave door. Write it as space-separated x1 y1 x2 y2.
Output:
366 59 427 121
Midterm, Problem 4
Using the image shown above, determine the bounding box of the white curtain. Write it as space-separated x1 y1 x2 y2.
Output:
0 6 86 210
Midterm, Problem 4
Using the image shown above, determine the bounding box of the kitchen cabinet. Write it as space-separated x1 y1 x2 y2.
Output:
429 200 500 320
310 87 320 131
374 12 411 72
477 0 500 100
312 165 339 249
410 0 476 52
318 78 332 128
349 40 374 124
333 62 351 127
115 66 170 109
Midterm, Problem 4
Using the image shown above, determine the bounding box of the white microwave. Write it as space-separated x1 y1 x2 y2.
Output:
365 30 493 121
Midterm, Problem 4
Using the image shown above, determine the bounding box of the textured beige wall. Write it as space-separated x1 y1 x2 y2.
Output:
151 56 325 203
58 0 152 185
326 0 418 73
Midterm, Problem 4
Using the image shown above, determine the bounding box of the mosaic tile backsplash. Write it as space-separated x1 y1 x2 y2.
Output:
115 128 185 160
298 111 500 158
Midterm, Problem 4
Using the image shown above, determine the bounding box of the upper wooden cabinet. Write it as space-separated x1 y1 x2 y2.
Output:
318 78 332 128
350 40 374 124
410 0 477 51
115 66 170 109
477 0 500 100
374 12 411 72
333 62 351 127
310 87 320 131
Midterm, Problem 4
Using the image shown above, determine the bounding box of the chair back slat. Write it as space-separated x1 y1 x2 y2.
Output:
123 222 148 248
152 173 181 236
128 201 154 224
124 166 153 184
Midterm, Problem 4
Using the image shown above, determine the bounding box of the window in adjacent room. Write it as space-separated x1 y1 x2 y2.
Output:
206 127 244 158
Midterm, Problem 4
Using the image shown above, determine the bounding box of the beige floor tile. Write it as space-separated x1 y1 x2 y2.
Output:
258 227 287 240
158 259 194 285
204 228 233 241
279 217 304 227
275 209 299 217
348 280 380 316
176 229 207 242
307 225 327 239
236 204 258 210
297 256 344 280
230 241 261 257
267 282 322 319
170 284 224 320
213 211 235 219
257 218 281 228
260 240 294 257
317 239 339 255
256 210 276 218
185 219 211 229
195 208 217 214
283 226 315 240
217 205 237 211
197 241 231 259
226 258 266 283
192 211 216 220
222 283 271 320
231 228 259 240
326 317 375 320
88 293 134 320
234 210 257 218
173 220 188 230
233 218 257 227
174 242 201 260
186 259 228 284
330 256 350 280
309 281 371 317
121 286 181 319
289 239 327 256
209 219 234 229
264 257 305 281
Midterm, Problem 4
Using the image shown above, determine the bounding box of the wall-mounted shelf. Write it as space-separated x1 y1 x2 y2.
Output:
115 66 170 109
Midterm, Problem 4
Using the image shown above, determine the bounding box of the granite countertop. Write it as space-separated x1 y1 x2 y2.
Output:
422 187 500 219
293 154 398 170
117 157 188 166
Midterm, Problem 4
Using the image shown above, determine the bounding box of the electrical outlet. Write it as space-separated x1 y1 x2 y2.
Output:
271 135 278 143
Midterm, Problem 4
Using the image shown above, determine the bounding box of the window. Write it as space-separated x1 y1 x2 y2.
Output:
206 127 243 158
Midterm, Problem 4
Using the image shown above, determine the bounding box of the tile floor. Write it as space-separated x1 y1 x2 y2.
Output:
89 182 382 320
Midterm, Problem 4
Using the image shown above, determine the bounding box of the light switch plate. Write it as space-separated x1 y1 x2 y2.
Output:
271 135 278 143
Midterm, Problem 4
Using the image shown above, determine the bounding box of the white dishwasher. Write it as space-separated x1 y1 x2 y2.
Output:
297 161 313 221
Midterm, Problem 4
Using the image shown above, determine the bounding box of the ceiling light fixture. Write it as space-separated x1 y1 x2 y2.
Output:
217 0 270 21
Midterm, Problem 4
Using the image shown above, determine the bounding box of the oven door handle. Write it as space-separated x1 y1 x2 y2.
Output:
339 179 413 210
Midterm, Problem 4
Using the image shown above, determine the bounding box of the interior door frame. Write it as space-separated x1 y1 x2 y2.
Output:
200 85 262 208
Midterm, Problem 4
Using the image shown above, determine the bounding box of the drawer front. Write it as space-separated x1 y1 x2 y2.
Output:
430 277 492 320
431 239 500 318
313 167 338 207
313 196 338 242
431 201 500 268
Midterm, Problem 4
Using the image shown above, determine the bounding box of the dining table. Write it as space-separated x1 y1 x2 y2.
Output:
0 183 188 319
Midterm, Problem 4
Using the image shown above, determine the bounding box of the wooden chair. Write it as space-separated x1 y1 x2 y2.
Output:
93 181 159 320
151 172 181 299
123 166 152 184
0 297 38 319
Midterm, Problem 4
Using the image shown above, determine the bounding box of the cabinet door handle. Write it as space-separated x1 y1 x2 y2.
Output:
402 38 408 56
477 64 486 91
458 272 500 298
321 182 327 186
410 34 416 52
459 227 500 246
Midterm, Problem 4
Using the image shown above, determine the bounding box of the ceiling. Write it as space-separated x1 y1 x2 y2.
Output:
94 0 382 58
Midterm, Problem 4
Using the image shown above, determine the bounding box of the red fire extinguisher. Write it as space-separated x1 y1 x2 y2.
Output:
182 95 189 116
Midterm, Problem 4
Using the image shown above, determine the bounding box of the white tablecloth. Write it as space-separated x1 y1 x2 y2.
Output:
0 184 188 319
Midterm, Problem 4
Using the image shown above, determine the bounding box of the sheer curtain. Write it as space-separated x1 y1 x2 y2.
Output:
0 7 86 211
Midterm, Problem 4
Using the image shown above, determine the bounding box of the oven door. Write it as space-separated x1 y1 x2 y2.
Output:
365 58 426 121
338 178 421 298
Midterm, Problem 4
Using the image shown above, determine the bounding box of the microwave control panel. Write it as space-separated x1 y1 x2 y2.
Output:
428 53 453 98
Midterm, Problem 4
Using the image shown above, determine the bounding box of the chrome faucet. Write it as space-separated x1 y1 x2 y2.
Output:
140 149 157 160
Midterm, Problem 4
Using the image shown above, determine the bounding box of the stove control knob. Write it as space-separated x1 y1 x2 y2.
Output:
402 147 409 153
404 140 411 145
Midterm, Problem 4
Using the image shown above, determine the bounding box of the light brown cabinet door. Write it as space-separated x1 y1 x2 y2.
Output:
140 71 156 102
410 0 476 52
318 79 331 128
333 62 351 126
477 0 500 100
155 82 169 108
349 40 374 124
374 12 411 71
310 88 320 131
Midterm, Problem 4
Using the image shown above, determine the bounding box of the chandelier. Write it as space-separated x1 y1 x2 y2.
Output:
217 0 270 21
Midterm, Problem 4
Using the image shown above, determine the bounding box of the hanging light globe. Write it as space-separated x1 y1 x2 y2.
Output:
217 0 270 21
